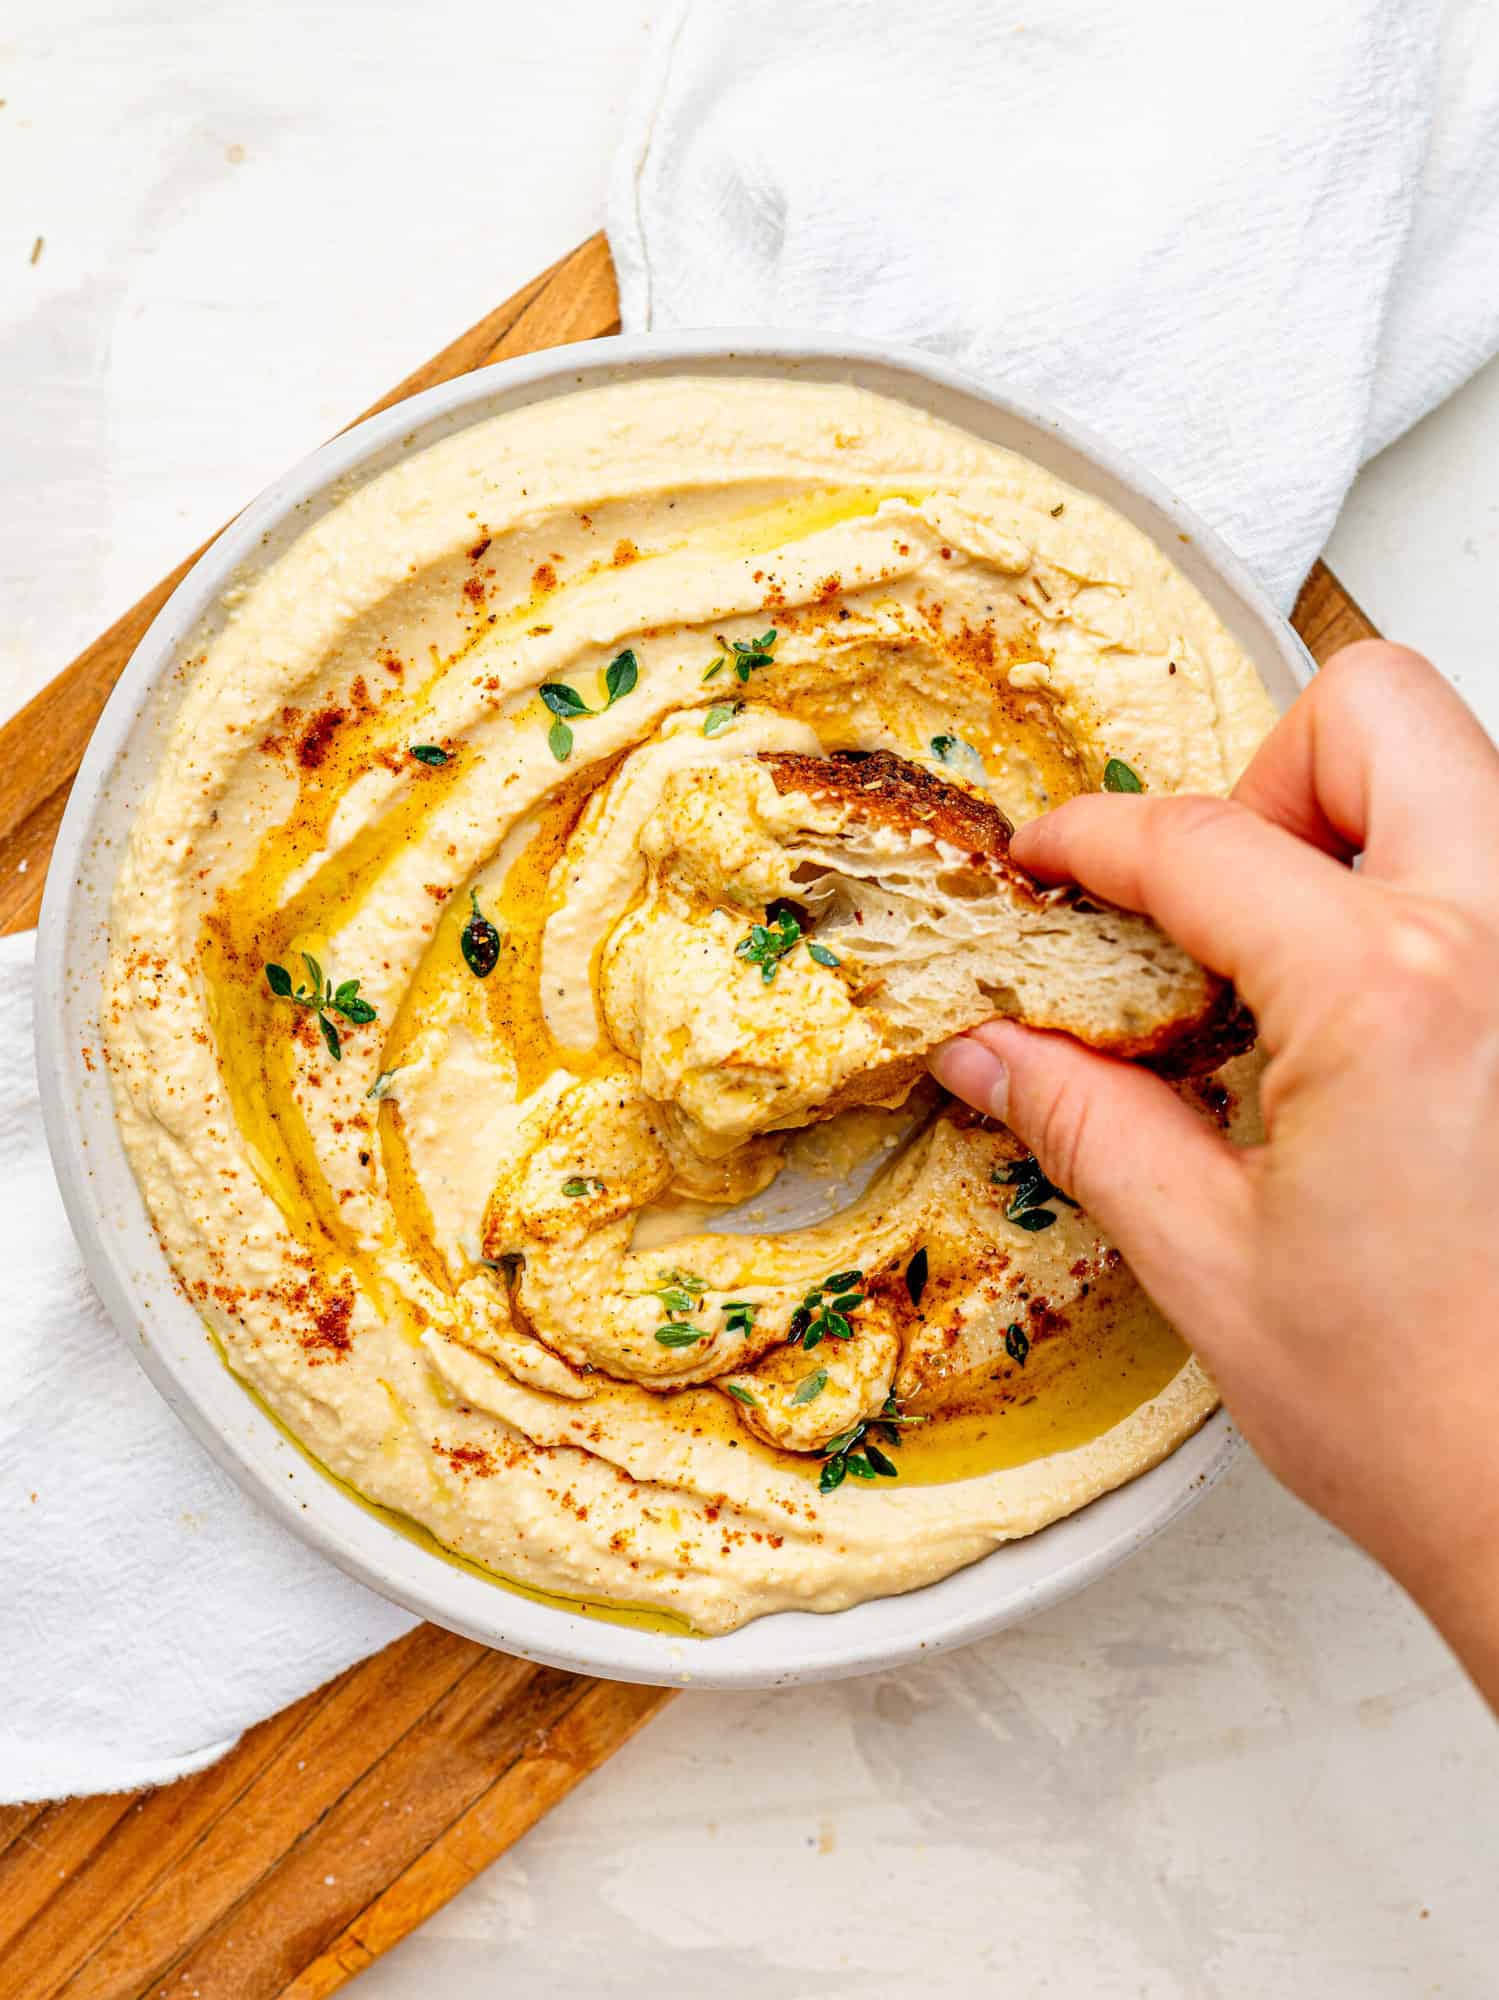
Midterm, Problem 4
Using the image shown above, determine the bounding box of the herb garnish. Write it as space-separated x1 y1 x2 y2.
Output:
1103 756 1144 793
930 733 987 784
736 911 803 983
819 1394 924 1492
561 1175 605 1198
652 1266 711 1348
791 1368 829 1406
367 1066 402 1102
724 1382 760 1407
722 1300 759 1337
735 910 841 984
788 1269 864 1351
705 629 777 684
992 1155 1078 1232
655 1324 708 1348
905 1246 929 1307
461 889 502 978
642 1268 707 1314
702 702 741 737
409 744 450 767
541 648 639 761
730 629 777 681
264 953 377 1062
1005 1321 1031 1366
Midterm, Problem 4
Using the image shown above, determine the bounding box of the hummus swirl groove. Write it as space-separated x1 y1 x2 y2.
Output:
104 378 1277 1633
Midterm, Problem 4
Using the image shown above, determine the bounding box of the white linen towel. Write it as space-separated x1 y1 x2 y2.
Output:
609 0 1499 611
8 0 1499 1807
1 934 414 1805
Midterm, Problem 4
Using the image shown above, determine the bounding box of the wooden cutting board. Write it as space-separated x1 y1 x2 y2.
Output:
0 231 1378 2000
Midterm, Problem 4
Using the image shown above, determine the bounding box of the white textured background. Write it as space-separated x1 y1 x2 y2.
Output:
6 5 1498 1993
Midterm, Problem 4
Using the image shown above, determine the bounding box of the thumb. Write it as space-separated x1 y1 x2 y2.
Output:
930 1020 1253 1339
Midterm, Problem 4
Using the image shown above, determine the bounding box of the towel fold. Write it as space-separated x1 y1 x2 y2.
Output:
608 0 1499 609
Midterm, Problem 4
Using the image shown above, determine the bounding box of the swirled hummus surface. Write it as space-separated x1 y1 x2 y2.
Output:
104 378 1277 1633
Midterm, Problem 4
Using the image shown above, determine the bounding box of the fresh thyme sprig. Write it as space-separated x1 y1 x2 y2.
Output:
787 1269 864 1351
641 1268 707 1314
735 911 803 983
991 1155 1078 1233
735 909 841 984
264 952 377 1062
819 1394 925 1493
703 628 777 684
541 648 639 761
651 1264 711 1348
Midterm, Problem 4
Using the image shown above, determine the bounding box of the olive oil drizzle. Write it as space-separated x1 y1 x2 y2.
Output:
195 477 1181 1542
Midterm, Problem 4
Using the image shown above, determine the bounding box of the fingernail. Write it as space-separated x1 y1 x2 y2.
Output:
928 1037 1010 1123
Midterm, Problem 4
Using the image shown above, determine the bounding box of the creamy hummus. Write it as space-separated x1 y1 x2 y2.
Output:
105 378 1277 1634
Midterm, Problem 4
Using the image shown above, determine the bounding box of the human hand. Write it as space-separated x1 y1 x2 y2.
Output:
931 643 1499 1708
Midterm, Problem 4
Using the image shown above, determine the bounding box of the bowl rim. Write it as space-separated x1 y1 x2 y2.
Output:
36 330 1313 1688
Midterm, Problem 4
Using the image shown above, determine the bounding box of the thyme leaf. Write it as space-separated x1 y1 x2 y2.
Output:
791 1368 829 1406
604 648 638 704
993 1155 1077 1230
540 682 589 718
461 889 502 979
1103 756 1144 793
409 744 450 766
655 1323 708 1348
561 1175 604 1198
905 1246 929 1306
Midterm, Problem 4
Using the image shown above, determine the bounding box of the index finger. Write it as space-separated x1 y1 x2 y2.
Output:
1231 641 1499 907
1010 790 1370 1026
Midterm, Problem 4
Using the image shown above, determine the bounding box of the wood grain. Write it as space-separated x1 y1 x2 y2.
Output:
3 228 1377 1997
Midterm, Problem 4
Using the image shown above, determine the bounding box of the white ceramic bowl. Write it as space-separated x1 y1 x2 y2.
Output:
37 334 1313 1688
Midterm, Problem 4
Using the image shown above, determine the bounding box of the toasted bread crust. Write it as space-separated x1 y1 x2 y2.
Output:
760 749 1023 874
757 749 1255 1078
